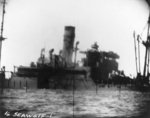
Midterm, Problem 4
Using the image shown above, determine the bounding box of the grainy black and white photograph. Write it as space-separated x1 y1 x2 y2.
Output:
0 0 150 118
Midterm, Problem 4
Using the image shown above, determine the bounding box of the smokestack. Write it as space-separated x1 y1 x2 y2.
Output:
62 26 75 66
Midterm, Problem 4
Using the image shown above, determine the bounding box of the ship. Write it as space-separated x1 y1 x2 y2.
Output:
12 26 121 90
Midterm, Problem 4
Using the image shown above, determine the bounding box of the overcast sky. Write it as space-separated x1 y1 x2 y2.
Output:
0 0 149 76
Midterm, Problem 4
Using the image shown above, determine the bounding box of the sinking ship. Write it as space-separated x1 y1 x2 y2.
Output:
0 25 121 90
13 26 120 90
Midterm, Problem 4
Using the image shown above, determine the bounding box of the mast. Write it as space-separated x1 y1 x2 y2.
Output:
137 35 141 74
0 0 6 69
133 31 138 74
0 0 6 94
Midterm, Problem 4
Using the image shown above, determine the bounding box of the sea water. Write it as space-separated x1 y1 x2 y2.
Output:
0 88 150 118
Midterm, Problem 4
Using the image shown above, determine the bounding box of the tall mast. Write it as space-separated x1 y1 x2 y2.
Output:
133 31 138 74
137 35 141 74
0 0 6 69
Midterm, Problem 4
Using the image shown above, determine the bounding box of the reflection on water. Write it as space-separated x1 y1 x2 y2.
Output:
0 88 150 118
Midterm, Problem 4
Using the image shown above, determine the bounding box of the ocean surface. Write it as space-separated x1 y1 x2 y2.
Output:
0 88 150 118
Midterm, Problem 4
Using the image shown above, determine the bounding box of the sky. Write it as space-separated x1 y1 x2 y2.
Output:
0 0 149 76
